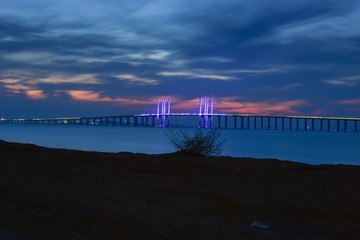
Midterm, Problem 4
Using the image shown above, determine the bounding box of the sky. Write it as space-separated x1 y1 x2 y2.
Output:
1 0 360 118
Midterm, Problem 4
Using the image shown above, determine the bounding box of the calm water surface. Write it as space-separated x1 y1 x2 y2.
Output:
0 124 359 165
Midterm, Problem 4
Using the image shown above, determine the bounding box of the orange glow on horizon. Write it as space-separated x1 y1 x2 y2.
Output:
65 90 155 106
171 97 308 115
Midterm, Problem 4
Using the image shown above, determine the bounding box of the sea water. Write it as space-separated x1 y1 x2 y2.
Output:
0 124 359 165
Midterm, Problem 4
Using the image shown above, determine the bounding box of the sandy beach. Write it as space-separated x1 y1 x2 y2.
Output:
1 139 359 239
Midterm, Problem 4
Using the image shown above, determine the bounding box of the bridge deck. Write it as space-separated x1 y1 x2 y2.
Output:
1 113 359 133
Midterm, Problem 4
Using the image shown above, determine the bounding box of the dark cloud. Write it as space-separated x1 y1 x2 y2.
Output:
0 0 359 117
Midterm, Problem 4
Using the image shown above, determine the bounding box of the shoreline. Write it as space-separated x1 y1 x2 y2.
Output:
1 140 360 239
2 138 359 167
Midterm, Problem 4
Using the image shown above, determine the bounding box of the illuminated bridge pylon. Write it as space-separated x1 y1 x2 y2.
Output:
156 97 170 127
199 96 214 128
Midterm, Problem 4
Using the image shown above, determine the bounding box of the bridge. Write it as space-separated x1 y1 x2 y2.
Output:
1 97 359 133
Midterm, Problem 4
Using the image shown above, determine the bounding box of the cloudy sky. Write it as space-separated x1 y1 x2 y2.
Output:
1 0 360 118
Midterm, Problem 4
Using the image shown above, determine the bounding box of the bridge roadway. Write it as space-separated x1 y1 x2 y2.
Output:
1 113 360 133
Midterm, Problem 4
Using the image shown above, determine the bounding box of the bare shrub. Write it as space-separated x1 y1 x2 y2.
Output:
166 128 227 157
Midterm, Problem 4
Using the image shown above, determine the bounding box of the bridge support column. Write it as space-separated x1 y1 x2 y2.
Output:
261 117 263 130
355 120 358 132
241 116 244 129
311 119 314 131
152 116 155 127
247 116 250 129
234 116 237 129
225 116 228 129
281 118 284 130
328 119 331 132
275 117 278 130
296 118 299 131
337 120 340 132
218 116 221 128
289 118 292 130
320 119 323 131
127 117 130 126
254 117 257 130
344 120 347 132
268 117 270 130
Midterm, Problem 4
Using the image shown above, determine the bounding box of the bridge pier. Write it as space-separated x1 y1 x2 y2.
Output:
355 120 358 132
225 116 228 129
344 120 347 132
254 117 257 130
261 117 263 130
234 116 237 129
320 119 323 131
281 118 284 131
168 116 171 127
311 119 314 131
337 120 340 132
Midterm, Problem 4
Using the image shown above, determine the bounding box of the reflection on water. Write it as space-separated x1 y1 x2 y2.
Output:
0 124 359 165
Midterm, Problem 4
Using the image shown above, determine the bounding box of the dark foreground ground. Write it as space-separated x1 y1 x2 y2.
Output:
0 140 360 240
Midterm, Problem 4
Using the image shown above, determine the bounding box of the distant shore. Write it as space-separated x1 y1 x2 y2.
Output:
1 140 360 239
